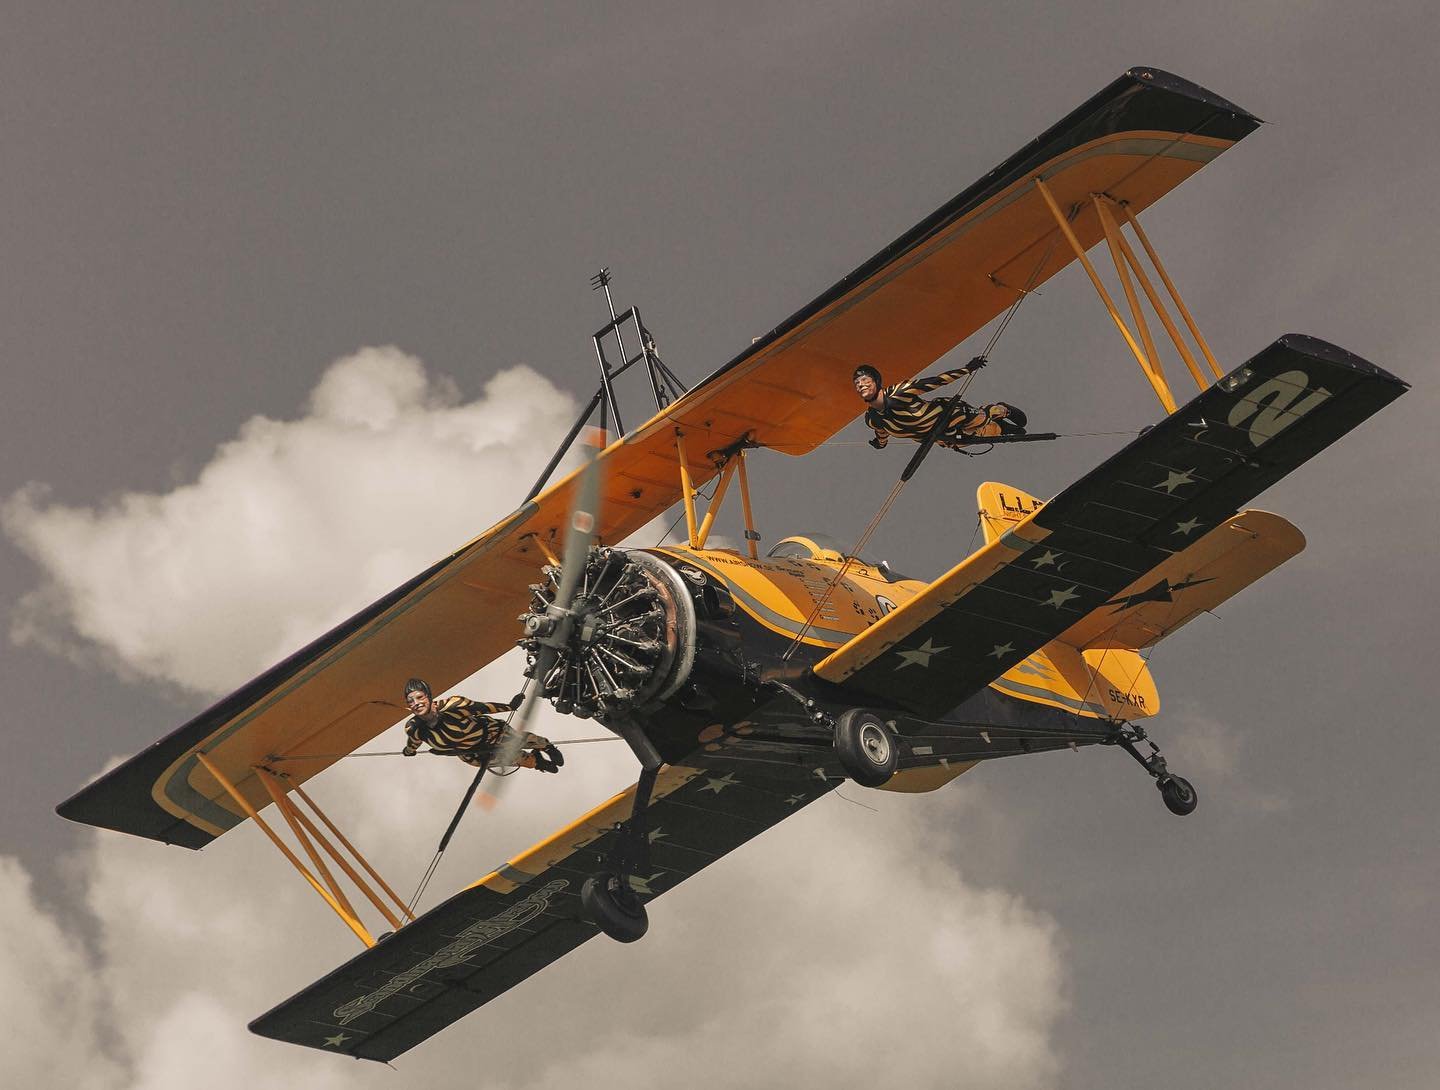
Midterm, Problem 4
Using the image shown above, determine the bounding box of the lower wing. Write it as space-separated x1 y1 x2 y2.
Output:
249 754 834 1060
814 334 1406 719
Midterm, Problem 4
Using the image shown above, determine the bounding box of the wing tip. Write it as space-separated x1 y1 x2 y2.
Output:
1122 66 1263 123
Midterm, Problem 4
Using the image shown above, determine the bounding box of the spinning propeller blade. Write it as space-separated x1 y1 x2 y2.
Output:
426 435 605 858
488 433 605 794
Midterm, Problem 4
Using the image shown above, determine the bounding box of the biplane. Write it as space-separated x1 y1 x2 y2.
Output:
59 67 1407 1060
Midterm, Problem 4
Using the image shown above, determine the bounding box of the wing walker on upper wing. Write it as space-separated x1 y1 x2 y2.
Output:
58 69 1408 1060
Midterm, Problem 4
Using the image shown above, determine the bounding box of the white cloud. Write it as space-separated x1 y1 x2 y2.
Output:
1166 706 1291 815
3 346 577 696
4 348 1069 1087
8 778 1065 1090
0 856 124 1090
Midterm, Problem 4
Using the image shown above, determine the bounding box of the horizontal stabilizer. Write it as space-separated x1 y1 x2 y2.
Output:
1060 509 1304 650
814 335 1406 719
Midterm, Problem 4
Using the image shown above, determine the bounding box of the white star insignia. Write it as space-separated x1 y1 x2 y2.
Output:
323 1033 351 1048
1173 517 1202 536
988 642 1015 659
1044 585 1080 609
699 772 740 794
627 871 662 895
1029 550 1061 569
647 827 668 843
1157 469 1198 494
895 638 949 670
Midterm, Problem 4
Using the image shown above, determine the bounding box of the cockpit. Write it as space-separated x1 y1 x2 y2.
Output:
766 534 914 582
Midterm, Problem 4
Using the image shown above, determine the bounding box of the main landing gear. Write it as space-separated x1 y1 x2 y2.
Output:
1107 722 1198 816
581 765 657 942
833 709 898 787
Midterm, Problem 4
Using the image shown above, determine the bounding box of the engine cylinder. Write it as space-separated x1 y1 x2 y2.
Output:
519 548 695 721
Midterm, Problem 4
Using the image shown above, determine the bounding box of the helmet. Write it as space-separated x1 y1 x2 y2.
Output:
853 364 882 385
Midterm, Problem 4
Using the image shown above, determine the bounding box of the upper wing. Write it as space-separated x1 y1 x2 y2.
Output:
814 335 1407 718
58 67 1257 847
248 755 837 1060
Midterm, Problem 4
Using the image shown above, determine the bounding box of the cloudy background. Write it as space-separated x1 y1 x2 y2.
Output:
2 3 1436 1088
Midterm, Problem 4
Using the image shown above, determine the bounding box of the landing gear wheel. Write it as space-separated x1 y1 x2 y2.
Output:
834 710 898 787
581 872 649 943
1158 774 1198 816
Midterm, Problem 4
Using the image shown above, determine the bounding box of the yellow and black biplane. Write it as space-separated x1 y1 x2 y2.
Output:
59 68 1407 1060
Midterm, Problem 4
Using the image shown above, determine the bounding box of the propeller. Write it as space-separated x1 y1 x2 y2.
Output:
486 431 606 798
419 433 607 886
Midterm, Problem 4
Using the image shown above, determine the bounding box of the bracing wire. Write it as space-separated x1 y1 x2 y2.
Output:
781 236 1060 659
268 736 623 763
818 428 1141 448
655 478 719 546
407 852 444 917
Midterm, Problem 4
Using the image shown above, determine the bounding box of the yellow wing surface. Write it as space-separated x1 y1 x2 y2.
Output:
976 481 1306 650
814 336 1406 718
59 67 1261 847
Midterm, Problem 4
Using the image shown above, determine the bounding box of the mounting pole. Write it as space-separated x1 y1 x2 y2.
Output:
590 269 626 437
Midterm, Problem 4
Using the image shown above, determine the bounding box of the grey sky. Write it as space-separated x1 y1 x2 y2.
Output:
3 3 1437 1088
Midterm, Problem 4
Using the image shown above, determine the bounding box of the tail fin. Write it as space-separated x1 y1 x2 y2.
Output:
976 482 1047 546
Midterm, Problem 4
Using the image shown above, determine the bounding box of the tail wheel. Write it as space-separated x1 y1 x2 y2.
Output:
1158 774 1198 816
581 872 649 943
834 710 898 787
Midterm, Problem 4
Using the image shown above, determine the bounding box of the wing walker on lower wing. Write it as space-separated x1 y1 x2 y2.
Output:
58 69 1408 1059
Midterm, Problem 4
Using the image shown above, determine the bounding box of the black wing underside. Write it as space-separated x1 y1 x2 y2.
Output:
249 754 834 1061
822 334 1407 718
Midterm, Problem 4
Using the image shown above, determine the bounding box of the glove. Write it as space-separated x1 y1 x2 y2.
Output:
868 436 887 450
509 692 526 710
965 355 987 372
402 745 417 757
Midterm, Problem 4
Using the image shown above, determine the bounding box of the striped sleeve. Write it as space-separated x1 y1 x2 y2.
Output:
907 368 969 394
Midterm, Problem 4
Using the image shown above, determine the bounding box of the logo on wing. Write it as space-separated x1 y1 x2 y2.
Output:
333 879 569 1026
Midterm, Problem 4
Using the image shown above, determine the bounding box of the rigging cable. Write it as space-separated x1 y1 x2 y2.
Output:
781 234 1059 659
406 680 539 913
267 736 623 763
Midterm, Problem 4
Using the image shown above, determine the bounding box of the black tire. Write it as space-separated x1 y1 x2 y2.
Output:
834 709 898 787
1158 774 1198 816
581 872 649 943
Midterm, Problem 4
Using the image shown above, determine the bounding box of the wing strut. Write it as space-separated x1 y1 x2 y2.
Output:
1036 178 1223 414
194 752 416 947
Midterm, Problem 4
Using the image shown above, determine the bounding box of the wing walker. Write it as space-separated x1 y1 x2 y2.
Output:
60 69 1408 1060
